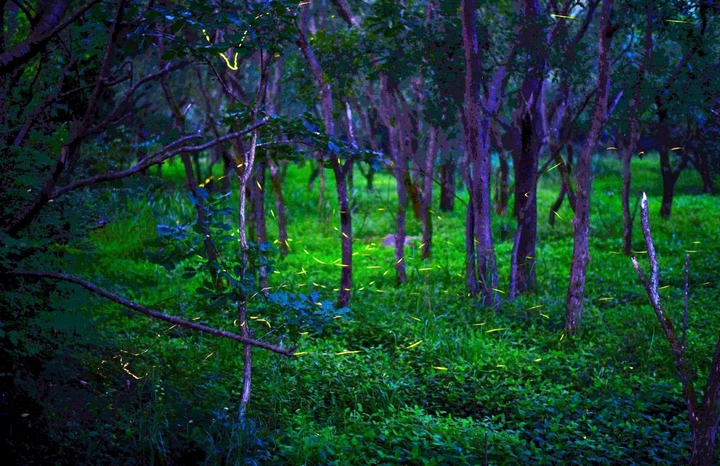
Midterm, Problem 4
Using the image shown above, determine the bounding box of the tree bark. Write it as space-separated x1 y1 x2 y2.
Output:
509 0 544 297
269 161 289 257
565 0 615 335
461 0 498 306
439 160 456 212
658 144 684 219
251 159 268 290
297 8 353 307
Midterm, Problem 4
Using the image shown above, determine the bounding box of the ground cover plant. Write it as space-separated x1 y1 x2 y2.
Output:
4 152 717 464
2 1 720 464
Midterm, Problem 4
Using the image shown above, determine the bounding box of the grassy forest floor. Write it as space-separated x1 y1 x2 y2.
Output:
14 153 719 464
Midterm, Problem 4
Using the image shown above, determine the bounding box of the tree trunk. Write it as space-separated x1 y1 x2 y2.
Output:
379 72 408 284
180 152 219 287
693 151 714 194
511 113 539 295
621 148 634 255
439 160 455 212
461 0 498 306
464 180 479 295
509 0 543 297
689 412 719 466
420 126 438 259
269 161 289 257
251 160 268 290
333 159 353 308
659 146 681 219
393 150 408 284
297 9 353 307
495 150 509 216
565 0 614 335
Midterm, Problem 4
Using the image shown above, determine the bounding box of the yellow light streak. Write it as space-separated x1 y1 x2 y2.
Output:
405 340 423 349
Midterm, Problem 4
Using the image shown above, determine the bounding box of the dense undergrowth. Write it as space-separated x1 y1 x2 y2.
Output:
3 154 718 464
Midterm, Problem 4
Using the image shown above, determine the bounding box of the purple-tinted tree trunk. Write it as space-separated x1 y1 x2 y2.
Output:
565 0 615 335
461 0 498 306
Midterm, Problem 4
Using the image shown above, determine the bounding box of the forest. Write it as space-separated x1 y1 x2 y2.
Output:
1 0 719 464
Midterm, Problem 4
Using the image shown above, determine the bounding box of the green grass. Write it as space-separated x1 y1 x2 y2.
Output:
73 152 719 464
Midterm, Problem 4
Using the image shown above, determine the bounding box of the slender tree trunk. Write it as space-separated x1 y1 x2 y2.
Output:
378 72 408 283
509 0 543 297
439 160 455 212
297 8 353 307
619 9 652 255
693 151 714 194
464 176 479 295
334 160 353 307
251 160 268 289
393 148 408 284
511 110 539 295
620 148 634 255
420 126 437 259
461 0 498 306
269 161 289 257
658 142 684 219
565 0 614 335
495 151 509 216
181 153 219 286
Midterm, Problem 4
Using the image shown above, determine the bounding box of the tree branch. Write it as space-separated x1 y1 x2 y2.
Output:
0 0 100 75
5 270 296 357
53 118 269 198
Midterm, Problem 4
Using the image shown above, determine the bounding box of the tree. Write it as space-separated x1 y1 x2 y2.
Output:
0 0 303 427
565 0 616 335
460 0 500 305
632 193 720 466
296 2 354 307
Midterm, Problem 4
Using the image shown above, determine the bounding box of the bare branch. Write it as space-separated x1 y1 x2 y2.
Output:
5 270 295 357
53 118 269 198
632 192 697 417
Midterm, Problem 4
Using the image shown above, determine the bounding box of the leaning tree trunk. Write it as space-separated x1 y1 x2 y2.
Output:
565 0 614 335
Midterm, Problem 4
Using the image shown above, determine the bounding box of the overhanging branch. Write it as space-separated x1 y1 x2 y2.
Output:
53 118 270 198
6 270 295 357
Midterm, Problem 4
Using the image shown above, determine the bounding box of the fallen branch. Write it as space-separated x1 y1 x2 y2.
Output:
6 270 295 357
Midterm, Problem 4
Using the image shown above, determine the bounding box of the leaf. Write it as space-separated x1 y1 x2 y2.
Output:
196 186 209 201
327 140 341 154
